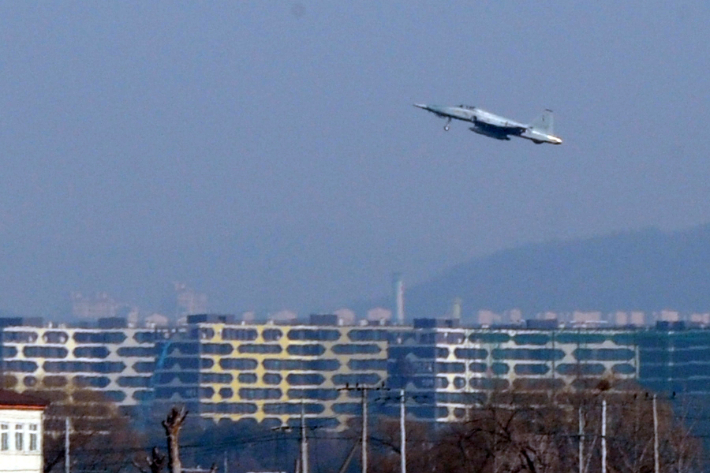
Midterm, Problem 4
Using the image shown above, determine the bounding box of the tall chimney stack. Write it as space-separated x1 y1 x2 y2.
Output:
452 297 462 320
392 273 405 325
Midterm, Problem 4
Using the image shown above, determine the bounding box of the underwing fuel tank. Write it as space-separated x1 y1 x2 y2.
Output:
469 126 511 141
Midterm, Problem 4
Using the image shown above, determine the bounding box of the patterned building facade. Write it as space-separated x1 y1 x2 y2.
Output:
3 317 710 431
152 318 393 429
0 324 160 414
388 321 640 422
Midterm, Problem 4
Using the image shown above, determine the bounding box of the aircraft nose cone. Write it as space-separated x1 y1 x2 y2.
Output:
413 103 428 110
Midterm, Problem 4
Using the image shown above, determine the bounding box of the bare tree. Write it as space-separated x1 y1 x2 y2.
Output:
133 447 167 473
366 382 703 473
162 407 188 473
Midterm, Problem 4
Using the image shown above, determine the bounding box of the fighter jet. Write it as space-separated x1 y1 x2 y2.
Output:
414 103 563 145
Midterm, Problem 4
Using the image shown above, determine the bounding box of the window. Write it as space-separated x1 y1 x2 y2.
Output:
262 329 283 341
15 424 23 451
201 373 232 384
2 331 38 343
332 344 381 355
0 346 17 357
219 358 258 370
74 347 111 359
514 363 550 375
454 348 488 360
43 361 126 373
436 362 465 374
263 373 282 385
287 344 326 356
347 330 390 341
43 331 69 343
117 346 156 357
2 360 38 372
29 425 38 451
238 373 258 384
73 375 111 388
512 333 550 346
286 373 325 386
23 346 69 358
262 359 340 371
287 388 340 401
469 332 510 344
202 343 233 355
222 328 258 341
133 361 156 373
573 348 635 362
117 376 152 388
348 359 388 371
492 348 564 361
1 424 8 451
239 388 282 400
287 329 340 341
73 332 126 344
238 344 282 354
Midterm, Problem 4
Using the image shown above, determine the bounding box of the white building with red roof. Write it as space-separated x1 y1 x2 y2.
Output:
0 390 48 473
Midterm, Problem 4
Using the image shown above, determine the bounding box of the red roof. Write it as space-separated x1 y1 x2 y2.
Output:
0 390 49 410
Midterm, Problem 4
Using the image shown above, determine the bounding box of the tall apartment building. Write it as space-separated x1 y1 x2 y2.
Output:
2 316 710 434
152 315 393 430
388 319 639 422
0 322 160 416
635 323 710 395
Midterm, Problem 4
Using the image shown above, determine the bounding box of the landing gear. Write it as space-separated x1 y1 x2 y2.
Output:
444 118 451 131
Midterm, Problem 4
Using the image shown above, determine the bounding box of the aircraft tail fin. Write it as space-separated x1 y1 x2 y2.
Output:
529 109 554 134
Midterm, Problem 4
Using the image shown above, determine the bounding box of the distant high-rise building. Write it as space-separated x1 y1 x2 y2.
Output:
173 282 208 318
70 292 118 320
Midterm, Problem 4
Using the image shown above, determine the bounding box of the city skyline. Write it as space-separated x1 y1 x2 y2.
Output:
2 3 710 318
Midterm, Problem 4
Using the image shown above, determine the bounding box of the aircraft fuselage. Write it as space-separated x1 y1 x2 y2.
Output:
414 103 563 145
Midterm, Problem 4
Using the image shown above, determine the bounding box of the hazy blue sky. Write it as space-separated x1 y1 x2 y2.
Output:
1 2 709 316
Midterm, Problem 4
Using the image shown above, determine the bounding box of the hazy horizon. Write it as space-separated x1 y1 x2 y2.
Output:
2 2 710 318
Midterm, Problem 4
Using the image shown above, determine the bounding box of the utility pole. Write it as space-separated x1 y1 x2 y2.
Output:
578 406 584 473
300 403 309 473
362 387 368 473
601 399 607 473
653 394 659 473
338 383 382 473
400 389 406 473
65 417 71 473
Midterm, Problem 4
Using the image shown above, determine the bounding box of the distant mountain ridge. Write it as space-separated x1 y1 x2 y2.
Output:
381 224 710 321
